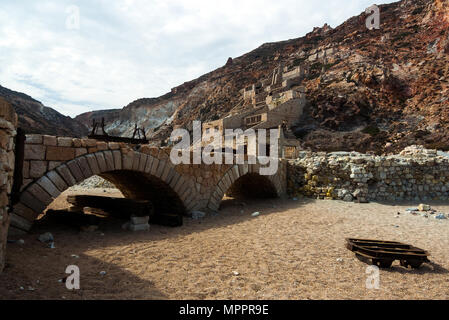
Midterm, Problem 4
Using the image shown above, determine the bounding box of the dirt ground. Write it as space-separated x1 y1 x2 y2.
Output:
1 188 448 300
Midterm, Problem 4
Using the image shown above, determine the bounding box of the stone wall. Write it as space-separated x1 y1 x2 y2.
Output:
288 146 449 202
0 98 17 272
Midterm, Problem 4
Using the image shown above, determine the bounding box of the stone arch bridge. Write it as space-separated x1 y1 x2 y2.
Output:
10 135 287 233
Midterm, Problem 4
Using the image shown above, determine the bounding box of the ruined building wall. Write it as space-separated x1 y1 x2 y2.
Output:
288 146 449 203
0 98 17 272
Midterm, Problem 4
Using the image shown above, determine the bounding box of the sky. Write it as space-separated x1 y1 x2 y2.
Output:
0 0 396 117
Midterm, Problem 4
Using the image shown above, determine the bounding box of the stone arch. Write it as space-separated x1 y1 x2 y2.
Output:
11 150 193 232
207 164 283 211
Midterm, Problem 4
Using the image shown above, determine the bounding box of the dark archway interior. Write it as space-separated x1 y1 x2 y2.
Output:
226 173 278 199
99 170 186 215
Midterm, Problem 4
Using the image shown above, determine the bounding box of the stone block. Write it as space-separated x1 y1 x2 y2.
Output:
108 142 120 150
27 183 53 204
112 150 122 170
103 151 115 172
156 160 166 178
73 138 82 147
24 144 46 160
23 161 30 179
138 154 148 172
43 135 57 146
46 146 75 161
57 137 73 147
12 203 36 221
37 176 60 198
76 156 93 179
85 154 100 175
66 161 84 183
129 223 150 232
48 161 62 171
145 156 154 173
75 148 87 157
46 171 68 192
29 161 47 178
83 139 97 147
95 152 108 172
9 212 33 231
96 142 108 151
25 134 43 144
122 152 134 170
56 164 76 187
19 191 46 214
131 216 149 225
132 153 140 171
150 158 159 176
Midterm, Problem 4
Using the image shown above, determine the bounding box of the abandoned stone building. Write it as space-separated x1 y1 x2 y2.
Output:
201 63 308 159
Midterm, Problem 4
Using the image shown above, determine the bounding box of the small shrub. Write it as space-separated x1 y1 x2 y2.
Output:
362 125 380 136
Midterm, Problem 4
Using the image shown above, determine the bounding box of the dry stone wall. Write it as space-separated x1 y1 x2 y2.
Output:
0 99 17 272
288 146 449 202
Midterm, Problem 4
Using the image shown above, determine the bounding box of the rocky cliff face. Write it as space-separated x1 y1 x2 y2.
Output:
0 85 88 137
28 0 449 153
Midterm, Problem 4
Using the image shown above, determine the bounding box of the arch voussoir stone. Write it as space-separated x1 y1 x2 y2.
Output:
138 153 148 172
76 156 93 179
46 170 68 192
85 153 101 175
56 164 77 187
95 152 108 172
67 159 84 183
122 151 134 170
112 150 122 170
103 150 115 172
36 175 61 199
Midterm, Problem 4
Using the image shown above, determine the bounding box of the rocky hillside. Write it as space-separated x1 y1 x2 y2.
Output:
0 85 88 137
68 0 449 153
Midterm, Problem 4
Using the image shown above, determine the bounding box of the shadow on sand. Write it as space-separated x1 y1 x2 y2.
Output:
2 196 312 299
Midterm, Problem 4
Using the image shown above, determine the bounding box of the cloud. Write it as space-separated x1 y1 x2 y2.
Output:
0 0 396 117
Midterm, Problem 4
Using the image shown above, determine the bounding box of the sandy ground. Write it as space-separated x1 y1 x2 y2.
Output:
1 188 448 300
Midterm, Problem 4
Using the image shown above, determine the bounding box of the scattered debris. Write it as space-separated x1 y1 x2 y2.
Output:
71 254 80 259
418 204 431 212
191 211 206 220
38 232 55 248
435 213 447 220
405 205 447 221
336 258 343 263
123 216 150 232
251 212 261 217
38 232 54 243
232 271 240 276
99 271 107 276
